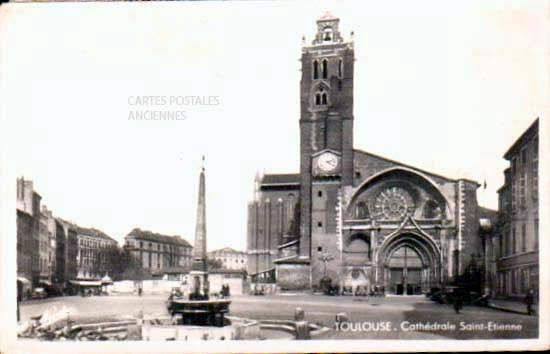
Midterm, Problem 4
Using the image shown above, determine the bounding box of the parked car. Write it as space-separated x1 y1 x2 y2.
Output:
426 287 441 298
31 287 47 299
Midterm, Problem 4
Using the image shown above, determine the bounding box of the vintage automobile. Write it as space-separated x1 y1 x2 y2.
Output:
31 287 47 299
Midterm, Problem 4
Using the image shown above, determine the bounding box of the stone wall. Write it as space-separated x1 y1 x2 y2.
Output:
276 263 310 290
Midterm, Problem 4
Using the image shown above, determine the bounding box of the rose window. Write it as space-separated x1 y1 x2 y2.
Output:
373 186 415 221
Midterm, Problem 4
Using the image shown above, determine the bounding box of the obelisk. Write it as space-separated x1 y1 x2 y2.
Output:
190 156 209 299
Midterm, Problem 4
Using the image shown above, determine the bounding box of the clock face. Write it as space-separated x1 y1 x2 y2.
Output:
373 186 415 221
317 152 338 172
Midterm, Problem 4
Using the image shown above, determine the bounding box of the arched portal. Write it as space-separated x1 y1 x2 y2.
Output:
377 232 441 295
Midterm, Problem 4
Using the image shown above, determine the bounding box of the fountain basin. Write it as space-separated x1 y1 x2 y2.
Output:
168 299 231 327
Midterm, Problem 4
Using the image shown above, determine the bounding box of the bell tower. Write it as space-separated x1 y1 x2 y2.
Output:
298 13 355 260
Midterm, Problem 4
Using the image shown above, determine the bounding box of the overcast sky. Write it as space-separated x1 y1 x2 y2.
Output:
1 0 548 251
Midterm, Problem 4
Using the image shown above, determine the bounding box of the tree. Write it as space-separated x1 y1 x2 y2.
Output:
103 245 151 281
207 258 223 270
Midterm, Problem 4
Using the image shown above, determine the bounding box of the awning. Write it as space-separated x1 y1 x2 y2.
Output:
69 280 102 287
17 277 31 285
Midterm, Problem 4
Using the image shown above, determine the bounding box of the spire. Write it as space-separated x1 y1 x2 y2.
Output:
192 157 207 272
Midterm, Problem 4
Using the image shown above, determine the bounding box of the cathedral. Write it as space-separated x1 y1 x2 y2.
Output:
247 14 493 294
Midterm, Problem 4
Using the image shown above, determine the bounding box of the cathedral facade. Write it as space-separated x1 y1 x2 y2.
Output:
247 15 492 294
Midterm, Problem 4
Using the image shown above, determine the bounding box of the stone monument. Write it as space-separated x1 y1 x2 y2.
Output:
190 156 209 300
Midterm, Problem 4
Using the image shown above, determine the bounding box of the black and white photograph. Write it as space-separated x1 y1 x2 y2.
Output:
0 0 548 352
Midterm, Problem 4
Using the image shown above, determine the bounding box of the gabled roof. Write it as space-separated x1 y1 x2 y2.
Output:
354 149 479 186
126 228 192 248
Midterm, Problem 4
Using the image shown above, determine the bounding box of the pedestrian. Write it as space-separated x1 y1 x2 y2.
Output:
453 288 463 314
525 288 536 316
17 281 22 323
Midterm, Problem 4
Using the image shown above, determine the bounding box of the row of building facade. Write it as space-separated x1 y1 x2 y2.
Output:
16 177 120 290
486 119 539 299
16 178 245 291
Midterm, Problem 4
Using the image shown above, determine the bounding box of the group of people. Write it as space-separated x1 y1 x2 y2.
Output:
220 283 231 298
325 284 386 297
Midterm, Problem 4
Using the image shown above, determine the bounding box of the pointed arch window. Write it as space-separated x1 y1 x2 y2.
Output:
423 200 442 219
322 59 328 79
315 93 321 105
313 60 319 80
355 201 369 219
314 87 329 106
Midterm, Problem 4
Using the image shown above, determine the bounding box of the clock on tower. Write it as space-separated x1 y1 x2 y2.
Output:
312 150 341 176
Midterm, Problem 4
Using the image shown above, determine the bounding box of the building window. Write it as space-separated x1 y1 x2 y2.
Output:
505 231 510 256
317 221 323 228
511 157 517 213
313 60 319 80
520 149 526 208
355 202 369 219
338 59 343 78
534 219 539 250
322 59 328 79
317 246 322 252
140 241 143 248
318 190 323 197
521 223 526 252
314 87 328 106
512 228 516 254
532 137 538 199
423 200 442 219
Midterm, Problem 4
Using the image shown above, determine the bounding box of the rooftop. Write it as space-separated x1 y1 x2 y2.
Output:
208 247 246 255
503 118 539 160
318 11 338 21
126 228 192 248
261 173 300 186
75 226 117 243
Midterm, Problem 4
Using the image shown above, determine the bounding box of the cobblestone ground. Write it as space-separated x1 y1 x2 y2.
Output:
19 294 538 340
